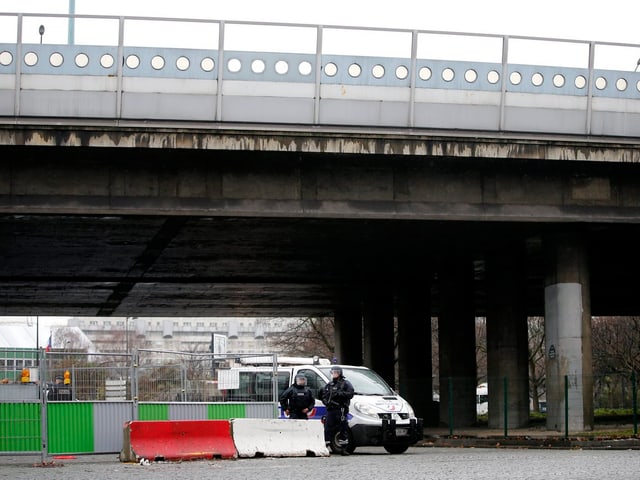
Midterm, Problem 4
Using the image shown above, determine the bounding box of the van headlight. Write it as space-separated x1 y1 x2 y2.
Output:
405 402 415 418
353 401 380 419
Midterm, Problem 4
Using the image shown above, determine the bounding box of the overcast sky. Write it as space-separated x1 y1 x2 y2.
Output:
2 0 639 44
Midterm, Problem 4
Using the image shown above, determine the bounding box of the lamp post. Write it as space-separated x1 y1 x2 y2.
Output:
38 25 44 44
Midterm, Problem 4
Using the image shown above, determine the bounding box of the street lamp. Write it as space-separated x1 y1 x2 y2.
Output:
38 25 45 44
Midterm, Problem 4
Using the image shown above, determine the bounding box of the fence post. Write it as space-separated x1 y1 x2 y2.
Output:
503 377 508 437
564 375 569 438
632 371 637 436
448 377 453 436
131 350 139 420
40 348 48 462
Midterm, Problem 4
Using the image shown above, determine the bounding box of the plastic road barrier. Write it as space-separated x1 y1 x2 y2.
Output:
231 418 329 457
120 420 237 462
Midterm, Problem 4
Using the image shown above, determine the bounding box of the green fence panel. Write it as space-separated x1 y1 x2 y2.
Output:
208 403 245 419
48 402 94 454
0 403 40 452
139 403 169 420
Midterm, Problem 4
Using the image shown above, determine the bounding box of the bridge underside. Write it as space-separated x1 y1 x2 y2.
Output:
1 127 640 318
1 213 640 318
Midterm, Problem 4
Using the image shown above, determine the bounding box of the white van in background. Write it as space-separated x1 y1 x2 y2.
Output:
218 357 423 454
476 382 489 415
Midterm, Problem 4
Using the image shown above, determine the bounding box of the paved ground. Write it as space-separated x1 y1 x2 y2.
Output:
2 446 640 480
1 423 638 479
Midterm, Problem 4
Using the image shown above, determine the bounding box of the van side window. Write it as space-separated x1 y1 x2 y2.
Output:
232 371 291 401
297 368 324 398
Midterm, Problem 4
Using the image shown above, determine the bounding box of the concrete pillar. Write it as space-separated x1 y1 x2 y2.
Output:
485 245 530 428
544 233 593 432
438 256 477 427
362 287 395 387
334 304 363 365
397 281 434 424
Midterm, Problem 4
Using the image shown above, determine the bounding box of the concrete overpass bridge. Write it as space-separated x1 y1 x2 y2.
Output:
2 12 640 432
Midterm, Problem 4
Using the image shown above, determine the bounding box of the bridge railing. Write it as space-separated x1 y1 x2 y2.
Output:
1 12 640 136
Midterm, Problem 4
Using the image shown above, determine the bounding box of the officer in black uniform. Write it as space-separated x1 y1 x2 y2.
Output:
321 365 354 455
47 374 72 401
279 374 315 419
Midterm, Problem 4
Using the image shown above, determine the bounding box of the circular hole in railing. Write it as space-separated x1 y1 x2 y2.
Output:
24 51 38 66
348 63 361 78
441 67 455 82
324 62 337 77
151 55 165 70
372 64 385 79
74 52 89 68
595 76 607 90
251 59 266 74
0 51 13 66
275 60 289 74
531 72 544 86
510 71 522 85
487 70 500 84
298 60 312 76
574 75 587 89
125 54 140 69
418 67 431 81
200 57 215 72
396 65 409 80
176 56 190 71
637 80 640 92
227 58 241 73
49 52 63 67
464 69 477 83
100 53 114 68
616 78 628 91
553 74 565 88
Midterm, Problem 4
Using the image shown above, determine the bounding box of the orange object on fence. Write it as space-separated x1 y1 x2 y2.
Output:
121 420 237 462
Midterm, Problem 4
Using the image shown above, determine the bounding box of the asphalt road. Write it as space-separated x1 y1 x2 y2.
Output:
2 447 639 480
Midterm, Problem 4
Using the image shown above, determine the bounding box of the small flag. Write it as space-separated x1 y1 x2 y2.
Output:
45 333 52 352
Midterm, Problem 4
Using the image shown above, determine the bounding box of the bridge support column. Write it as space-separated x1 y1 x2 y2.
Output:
334 304 363 366
362 287 395 388
544 233 593 432
438 256 477 427
486 246 529 428
397 281 434 424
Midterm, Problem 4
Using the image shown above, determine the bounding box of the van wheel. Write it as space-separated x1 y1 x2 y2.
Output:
330 429 356 454
383 444 409 454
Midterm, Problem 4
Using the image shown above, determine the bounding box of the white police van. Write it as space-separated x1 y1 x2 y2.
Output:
218 357 423 454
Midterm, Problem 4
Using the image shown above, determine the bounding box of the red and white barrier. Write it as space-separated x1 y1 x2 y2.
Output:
231 418 329 457
120 418 329 462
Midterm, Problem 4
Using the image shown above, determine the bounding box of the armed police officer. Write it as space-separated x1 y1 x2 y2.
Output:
321 365 354 455
279 374 315 419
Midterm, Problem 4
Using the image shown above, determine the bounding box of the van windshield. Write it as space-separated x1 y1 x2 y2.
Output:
317 367 394 395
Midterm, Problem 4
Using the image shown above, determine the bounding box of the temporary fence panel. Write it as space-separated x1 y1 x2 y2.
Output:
0 402 41 453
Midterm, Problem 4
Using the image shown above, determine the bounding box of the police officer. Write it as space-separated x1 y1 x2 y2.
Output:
321 365 354 455
47 374 72 401
279 374 315 419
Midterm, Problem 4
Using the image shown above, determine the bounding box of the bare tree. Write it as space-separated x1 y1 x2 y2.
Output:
476 317 487 384
592 316 640 374
267 316 335 358
528 316 546 412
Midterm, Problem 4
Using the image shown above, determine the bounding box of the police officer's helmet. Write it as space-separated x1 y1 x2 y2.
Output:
295 374 307 385
330 366 343 376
